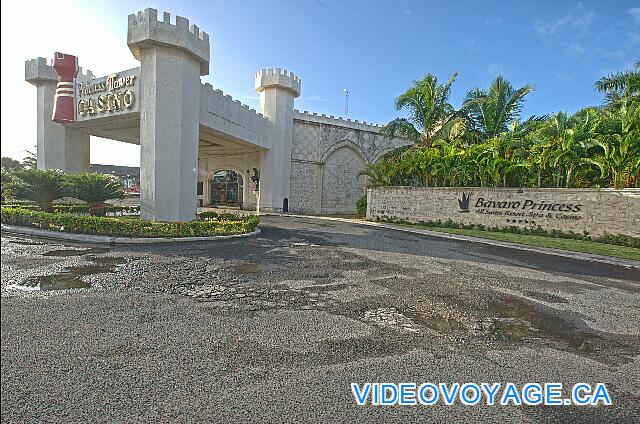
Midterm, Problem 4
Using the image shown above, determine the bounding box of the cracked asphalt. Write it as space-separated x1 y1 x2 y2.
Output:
1 215 639 422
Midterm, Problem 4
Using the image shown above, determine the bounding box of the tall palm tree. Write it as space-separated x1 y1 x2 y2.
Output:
462 75 533 139
594 61 640 108
381 72 459 146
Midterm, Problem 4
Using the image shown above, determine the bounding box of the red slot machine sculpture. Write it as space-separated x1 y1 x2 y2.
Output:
52 52 78 123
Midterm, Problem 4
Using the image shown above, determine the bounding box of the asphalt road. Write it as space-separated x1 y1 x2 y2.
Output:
2 216 639 422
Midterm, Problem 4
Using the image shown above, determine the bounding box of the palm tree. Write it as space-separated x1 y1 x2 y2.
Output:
381 72 459 146
589 105 640 188
13 169 66 212
462 76 533 139
595 61 640 108
360 161 397 187
64 173 124 216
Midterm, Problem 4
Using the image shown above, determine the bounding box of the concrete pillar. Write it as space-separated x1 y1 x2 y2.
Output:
25 58 90 173
255 69 301 213
128 8 210 221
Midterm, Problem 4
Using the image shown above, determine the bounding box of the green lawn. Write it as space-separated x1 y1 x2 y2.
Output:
392 223 640 261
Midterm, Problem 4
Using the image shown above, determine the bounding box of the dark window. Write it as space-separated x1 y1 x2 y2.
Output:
197 182 204 196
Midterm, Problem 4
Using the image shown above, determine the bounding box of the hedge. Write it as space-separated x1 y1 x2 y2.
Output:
1 202 140 215
374 217 640 248
0 207 259 238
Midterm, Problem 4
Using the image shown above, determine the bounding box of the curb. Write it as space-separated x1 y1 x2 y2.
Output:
0 224 261 244
260 213 640 270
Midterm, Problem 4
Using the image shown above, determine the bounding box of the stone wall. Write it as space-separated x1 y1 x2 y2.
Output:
366 187 639 237
289 111 410 214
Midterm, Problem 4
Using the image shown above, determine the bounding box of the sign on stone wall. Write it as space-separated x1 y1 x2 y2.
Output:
458 191 584 225
76 67 140 122
366 186 639 237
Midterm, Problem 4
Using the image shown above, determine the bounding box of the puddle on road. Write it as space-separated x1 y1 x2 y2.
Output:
8 256 126 292
489 295 593 350
43 247 109 257
420 314 465 333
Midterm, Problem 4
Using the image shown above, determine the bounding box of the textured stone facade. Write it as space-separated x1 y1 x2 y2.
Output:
367 187 639 237
289 111 410 214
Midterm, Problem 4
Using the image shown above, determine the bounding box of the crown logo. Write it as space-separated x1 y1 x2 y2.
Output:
458 192 470 212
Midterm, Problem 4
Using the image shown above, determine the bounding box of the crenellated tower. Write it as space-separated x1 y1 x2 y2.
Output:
128 8 210 221
25 57 92 173
255 68 301 212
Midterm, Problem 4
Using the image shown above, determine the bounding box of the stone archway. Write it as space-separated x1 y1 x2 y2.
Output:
320 145 366 214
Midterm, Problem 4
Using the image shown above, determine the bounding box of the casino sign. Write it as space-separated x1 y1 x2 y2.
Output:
76 68 140 121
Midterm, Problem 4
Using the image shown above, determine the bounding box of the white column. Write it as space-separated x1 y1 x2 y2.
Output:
138 46 201 221
128 9 210 221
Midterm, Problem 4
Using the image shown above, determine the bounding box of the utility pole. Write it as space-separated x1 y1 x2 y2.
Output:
344 88 349 117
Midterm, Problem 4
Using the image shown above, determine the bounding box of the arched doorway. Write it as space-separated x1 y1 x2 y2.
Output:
321 146 366 214
210 170 243 208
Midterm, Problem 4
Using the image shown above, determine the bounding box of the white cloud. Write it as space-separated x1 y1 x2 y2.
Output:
628 7 640 25
1 1 140 165
534 3 595 38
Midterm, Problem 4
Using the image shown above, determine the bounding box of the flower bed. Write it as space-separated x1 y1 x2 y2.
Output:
0 207 259 238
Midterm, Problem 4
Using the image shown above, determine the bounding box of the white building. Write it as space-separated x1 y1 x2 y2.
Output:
26 8 408 221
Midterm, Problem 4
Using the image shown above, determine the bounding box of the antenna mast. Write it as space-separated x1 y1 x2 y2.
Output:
343 88 349 117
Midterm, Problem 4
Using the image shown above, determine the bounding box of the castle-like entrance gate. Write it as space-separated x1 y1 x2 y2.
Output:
25 8 301 221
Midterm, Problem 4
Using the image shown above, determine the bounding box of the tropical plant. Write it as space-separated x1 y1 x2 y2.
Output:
1 171 19 202
595 61 640 108
462 76 533 139
64 173 124 216
12 169 66 212
381 72 459 146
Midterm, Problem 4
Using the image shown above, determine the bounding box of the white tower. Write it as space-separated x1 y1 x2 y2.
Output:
128 8 210 221
254 68 301 213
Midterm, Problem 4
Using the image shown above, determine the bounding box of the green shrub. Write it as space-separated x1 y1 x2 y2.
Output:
196 210 243 221
1 171 19 201
64 173 124 216
0 202 141 216
12 169 66 212
356 195 367 217
0 207 259 238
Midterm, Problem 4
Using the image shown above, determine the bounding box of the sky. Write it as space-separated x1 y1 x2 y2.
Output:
1 0 638 166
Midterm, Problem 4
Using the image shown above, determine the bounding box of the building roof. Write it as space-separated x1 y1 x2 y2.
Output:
90 164 140 178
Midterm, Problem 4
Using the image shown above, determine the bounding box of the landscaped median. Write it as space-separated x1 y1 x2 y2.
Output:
0 207 259 238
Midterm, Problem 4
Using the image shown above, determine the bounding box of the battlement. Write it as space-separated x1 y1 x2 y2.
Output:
127 8 210 75
255 68 301 97
25 57 94 85
293 109 384 132
202 83 268 122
